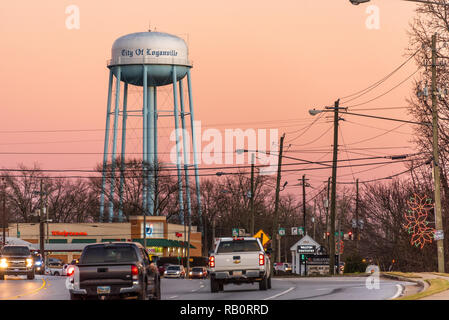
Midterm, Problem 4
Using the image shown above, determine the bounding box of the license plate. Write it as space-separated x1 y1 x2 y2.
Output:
97 286 111 294
233 271 242 276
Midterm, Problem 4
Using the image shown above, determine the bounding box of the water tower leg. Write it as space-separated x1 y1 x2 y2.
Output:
179 79 193 267
147 87 155 216
172 66 184 225
109 66 122 222
100 70 114 223
154 87 159 216
186 69 203 234
118 83 128 222
142 66 148 216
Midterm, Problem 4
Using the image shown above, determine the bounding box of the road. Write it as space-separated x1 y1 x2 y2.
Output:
0 274 415 300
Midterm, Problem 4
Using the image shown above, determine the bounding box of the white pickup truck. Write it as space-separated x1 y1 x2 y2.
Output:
208 237 271 293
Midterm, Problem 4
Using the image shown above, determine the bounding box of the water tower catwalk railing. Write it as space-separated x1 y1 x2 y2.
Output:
99 63 202 232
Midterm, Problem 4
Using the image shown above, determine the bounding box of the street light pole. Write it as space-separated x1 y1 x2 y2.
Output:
39 179 45 266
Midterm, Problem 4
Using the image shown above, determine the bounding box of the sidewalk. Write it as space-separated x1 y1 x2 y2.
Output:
418 273 449 300
384 272 449 300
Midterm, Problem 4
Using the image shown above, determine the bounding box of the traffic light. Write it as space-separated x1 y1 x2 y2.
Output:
300 254 306 261
348 231 353 240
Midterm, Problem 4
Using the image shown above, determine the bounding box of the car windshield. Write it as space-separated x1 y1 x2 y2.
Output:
167 266 180 271
2 247 30 256
217 240 261 253
81 245 137 264
192 267 203 272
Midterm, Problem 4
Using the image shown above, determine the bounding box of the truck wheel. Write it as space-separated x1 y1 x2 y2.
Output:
259 275 268 290
137 277 147 300
210 277 219 293
150 277 161 300
70 293 82 300
27 272 35 280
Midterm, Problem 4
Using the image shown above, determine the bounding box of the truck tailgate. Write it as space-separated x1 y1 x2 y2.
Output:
214 252 261 271
78 263 133 285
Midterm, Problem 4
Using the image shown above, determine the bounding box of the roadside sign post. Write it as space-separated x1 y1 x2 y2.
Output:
253 229 270 247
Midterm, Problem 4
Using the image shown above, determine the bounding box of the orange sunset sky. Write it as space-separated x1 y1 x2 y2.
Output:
0 1 423 196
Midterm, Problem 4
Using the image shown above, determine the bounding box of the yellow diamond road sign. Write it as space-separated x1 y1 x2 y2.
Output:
254 229 270 246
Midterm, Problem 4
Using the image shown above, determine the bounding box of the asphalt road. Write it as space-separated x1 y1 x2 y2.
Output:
0 274 415 300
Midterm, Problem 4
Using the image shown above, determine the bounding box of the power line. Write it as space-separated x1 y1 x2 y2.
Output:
345 67 422 108
0 157 429 180
340 48 420 102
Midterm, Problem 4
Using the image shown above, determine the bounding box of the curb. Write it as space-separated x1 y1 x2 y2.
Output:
380 273 427 298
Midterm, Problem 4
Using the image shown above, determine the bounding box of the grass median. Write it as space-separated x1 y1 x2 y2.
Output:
395 278 449 300
383 272 422 279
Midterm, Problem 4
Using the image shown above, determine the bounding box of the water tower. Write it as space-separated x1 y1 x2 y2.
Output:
99 31 202 228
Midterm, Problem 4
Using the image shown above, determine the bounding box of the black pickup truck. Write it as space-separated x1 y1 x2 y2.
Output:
67 242 161 300
0 245 35 280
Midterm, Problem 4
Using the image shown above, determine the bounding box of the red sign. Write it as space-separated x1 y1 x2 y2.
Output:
52 231 88 237
175 232 182 238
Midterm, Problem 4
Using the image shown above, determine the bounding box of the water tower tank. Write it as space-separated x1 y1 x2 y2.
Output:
108 31 191 86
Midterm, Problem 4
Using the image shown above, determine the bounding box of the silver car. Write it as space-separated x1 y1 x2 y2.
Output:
164 265 186 278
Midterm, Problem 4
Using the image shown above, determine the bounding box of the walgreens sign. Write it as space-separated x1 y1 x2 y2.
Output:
51 231 88 236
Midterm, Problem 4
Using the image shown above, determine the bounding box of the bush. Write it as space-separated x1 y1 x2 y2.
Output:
344 255 368 273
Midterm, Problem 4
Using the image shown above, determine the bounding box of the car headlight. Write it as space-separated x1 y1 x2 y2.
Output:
176 271 180 274
26 258 33 268
35 261 42 266
0 258 8 268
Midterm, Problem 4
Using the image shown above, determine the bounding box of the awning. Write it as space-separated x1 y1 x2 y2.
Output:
132 238 196 249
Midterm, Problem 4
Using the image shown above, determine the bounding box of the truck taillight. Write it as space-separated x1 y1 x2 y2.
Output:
209 256 215 268
131 265 139 276
67 266 75 277
259 254 265 266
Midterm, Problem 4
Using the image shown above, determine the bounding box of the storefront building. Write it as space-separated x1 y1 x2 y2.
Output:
6 216 202 264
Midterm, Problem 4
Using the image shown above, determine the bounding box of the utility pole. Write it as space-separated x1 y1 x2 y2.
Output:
313 199 316 240
2 180 6 248
271 133 285 272
250 153 255 235
302 175 307 235
277 223 281 264
431 32 445 273
329 99 340 275
355 178 359 253
326 177 330 252
39 179 45 266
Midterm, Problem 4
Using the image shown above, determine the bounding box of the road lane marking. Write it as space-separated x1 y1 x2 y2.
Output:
263 287 295 300
389 284 403 300
169 295 179 299
4 279 47 300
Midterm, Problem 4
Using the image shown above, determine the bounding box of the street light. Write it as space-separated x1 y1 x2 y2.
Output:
350 0 449 5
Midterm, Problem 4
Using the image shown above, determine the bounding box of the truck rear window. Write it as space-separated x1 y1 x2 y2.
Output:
216 240 261 253
81 245 137 264
1 247 30 256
